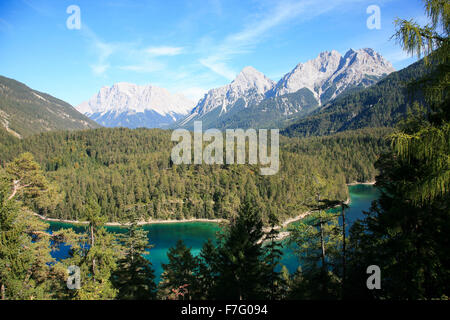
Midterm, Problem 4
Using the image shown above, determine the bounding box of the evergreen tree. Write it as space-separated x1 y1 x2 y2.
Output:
5 152 49 202
159 240 199 300
67 197 119 300
213 197 267 300
112 220 157 299
262 212 284 300
0 173 33 300
278 265 291 300
346 0 450 299
289 211 342 299
196 239 218 300
0 154 65 300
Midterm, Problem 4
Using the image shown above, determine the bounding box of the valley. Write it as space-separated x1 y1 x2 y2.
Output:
0 0 448 301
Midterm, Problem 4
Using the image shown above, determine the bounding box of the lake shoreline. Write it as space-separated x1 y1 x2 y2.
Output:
37 182 374 231
347 181 376 186
35 213 225 227
263 182 374 241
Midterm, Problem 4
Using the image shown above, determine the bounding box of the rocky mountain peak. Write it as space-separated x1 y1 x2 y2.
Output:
75 83 194 128
179 48 395 129
273 48 395 103
77 83 193 116
190 66 275 117
232 66 275 95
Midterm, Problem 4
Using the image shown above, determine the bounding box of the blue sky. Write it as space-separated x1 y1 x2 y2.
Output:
0 0 427 106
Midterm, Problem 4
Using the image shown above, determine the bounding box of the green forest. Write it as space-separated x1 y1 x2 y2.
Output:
281 59 427 137
0 127 390 223
0 0 448 301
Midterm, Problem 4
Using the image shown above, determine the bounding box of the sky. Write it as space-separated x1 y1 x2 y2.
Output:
0 0 428 106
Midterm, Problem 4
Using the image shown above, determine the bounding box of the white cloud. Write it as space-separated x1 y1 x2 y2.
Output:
198 0 371 79
145 46 184 56
119 62 165 73
178 87 208 103
199 57 236 81
80 25 182 75
81 25 117 75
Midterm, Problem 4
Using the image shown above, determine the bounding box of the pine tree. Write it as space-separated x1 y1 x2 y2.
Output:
0 154 65 300
196 239 218 300
213 197 266 300
0 174 33 299
159 240 199 300
289 210 342 299
278 265 291 299
263 212 284 300
112 220 157 299
67 197 119 300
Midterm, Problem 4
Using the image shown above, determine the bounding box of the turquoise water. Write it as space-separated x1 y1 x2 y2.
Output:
279 184 380 273
48 184 380 281
48 221 221 281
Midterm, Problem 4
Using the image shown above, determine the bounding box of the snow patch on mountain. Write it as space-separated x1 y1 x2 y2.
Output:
191 66 275 117
76 83 194 128
272 48 395 103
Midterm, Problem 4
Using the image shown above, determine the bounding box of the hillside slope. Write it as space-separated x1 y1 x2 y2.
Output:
281 60 426 137
0 75 100 138
0 127 390 222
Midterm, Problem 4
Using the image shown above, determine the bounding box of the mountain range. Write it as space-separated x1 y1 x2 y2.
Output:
76 48 395 130
1 47 411 141
176 48 395 130
76 83 194 129
281 59 426 137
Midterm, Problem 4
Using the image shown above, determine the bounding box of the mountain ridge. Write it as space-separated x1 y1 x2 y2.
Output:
281 59 426 137
76 83 194 129
0 75 100 138
271 48 394 103
176 48 394 130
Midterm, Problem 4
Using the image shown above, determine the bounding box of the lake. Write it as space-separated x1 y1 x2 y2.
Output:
48 184 380 281
279 184 380 273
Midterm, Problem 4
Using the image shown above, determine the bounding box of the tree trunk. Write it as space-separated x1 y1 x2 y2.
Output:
342 204 346 298
319 220 328 297
90 224 96 280
8 180 20 200
320 221 326 270
1 283 5 300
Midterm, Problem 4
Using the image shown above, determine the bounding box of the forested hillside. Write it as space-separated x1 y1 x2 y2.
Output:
281 60 426 137
0 127 391 223
0 75 100 138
